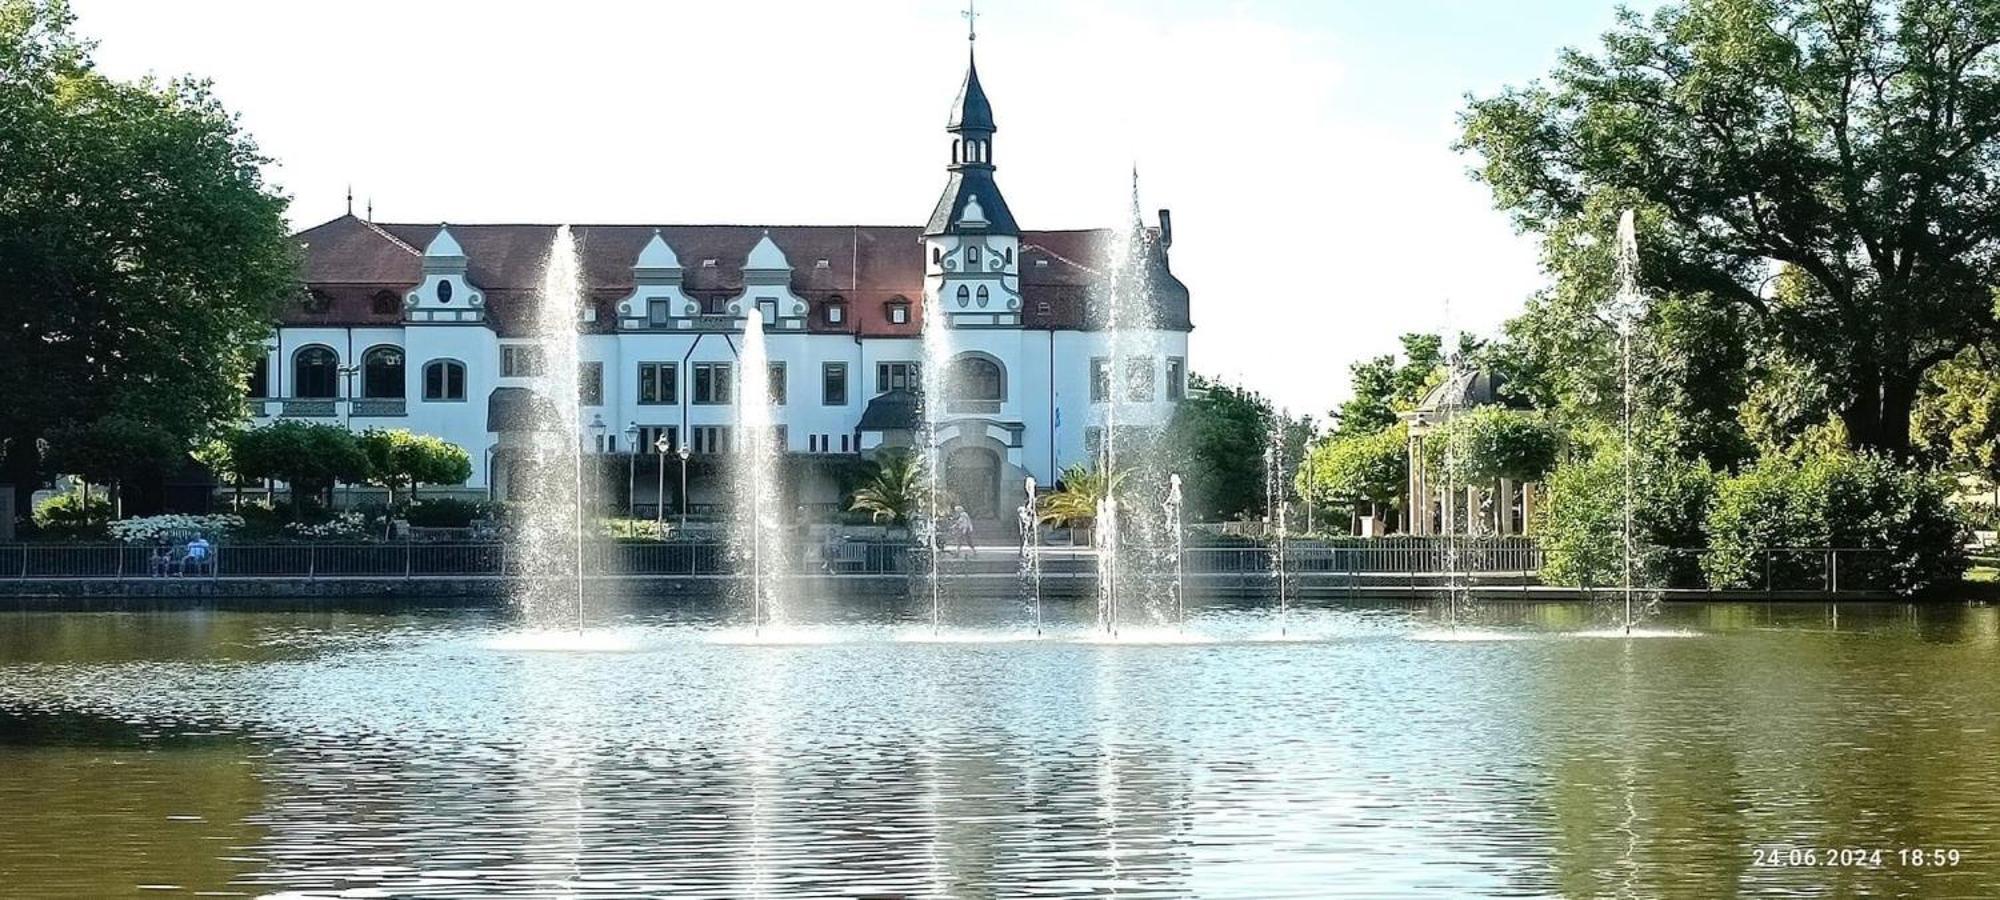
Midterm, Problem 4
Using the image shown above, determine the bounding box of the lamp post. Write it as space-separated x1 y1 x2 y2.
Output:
624 422 639 518
654 434 671 532
678 445 692 534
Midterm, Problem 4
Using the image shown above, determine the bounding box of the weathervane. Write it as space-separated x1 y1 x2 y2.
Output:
963 0 978 42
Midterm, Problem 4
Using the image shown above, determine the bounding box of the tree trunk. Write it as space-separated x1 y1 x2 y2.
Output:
1877 372 1918 459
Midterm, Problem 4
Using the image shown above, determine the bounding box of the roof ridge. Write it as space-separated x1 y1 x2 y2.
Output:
1021 241 1101 276
361 218 422 256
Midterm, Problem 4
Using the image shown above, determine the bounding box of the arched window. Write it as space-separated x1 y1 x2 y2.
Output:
967 246 980 267
362 345 405 398
293 346 338 398
948 354 1005 406
956 285 971 306
423 360 466 401
371 290 401 316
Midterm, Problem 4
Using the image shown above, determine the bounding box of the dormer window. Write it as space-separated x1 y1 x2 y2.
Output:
302 289 332 314
887 299 911 325
825 297 847 325
371 290 401 316
436 280 453 304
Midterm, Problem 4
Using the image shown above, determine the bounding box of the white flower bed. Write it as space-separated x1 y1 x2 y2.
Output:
109 514 245 544
283 511 369 540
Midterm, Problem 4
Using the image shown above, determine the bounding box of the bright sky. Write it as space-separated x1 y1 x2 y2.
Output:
70 0 1647 419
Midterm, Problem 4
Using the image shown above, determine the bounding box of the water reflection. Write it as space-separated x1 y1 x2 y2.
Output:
0 602 1995 896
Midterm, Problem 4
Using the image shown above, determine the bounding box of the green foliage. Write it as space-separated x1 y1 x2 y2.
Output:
1332 334 1442 436
1481 199 1756 469
1165 373 1314 521
1704 447 1967 595
1038 464 1129 527
848 448 924 526
358 429 473 505
1425 407 1562 485
227 421 370 514
1297 425 1406 515
0 0 295 510
30 488 111 538
1912 344 2000 481
403 498 483 529
1459 0 2000 456
1538 432 1718 589
42 415 186 488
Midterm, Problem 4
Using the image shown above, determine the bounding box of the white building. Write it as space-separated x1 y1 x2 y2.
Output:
251 42 1192 520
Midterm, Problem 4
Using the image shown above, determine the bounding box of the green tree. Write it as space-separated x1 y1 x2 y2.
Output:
1425 407 1562 485
0 0 295 518
1460 0 2000 457
1912 343 2000 483
1165 373 1312 521
1331 333 1443 437
358 429 473 507
1297 425 1407 527
42 415 183 517
227 421 369 516
1483 200 1757 469
849 448 924 527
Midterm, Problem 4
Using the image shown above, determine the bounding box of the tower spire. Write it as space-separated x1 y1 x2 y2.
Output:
345 184 353 217
927 4 1016 236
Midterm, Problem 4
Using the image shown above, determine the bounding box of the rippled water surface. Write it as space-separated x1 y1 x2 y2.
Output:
1 599 1997 897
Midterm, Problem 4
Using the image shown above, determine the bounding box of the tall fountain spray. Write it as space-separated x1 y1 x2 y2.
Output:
917 293 956 634
1088 168 1178 635
515 225 589 630
1096 496 1119 636
1165 473 1186 630
1437 347 1470 631
1265 428 1290 636
1611 210 1645 635
734 311 787 632
1020 476 1042 636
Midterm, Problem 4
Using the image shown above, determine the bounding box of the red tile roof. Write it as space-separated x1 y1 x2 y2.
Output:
291 215 1190 336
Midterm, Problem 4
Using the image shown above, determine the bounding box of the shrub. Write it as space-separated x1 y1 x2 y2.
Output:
30 490 113 539
405 498 482 528
1704 448 1966 594
107 514 244 544
1537 435 1716 589
283 511 369 541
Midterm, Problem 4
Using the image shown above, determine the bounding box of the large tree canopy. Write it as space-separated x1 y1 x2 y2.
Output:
0 0 294 515
1460 0 2000 457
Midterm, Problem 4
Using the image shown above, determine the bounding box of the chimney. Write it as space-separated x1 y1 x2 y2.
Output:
1157 209 1173 250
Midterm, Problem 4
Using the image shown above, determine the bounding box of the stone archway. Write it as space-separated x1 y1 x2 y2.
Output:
944 445 1001 520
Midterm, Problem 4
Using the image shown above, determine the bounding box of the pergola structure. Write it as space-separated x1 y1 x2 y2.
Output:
1400 367 1539 537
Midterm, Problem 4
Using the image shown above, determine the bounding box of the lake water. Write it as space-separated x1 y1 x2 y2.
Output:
0 599 1995 897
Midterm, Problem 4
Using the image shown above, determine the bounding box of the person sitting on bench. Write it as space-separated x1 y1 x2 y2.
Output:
182 536 212 576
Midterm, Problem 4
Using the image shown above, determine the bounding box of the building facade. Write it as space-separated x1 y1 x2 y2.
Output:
251 45 1192 519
